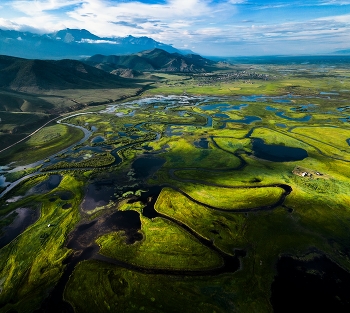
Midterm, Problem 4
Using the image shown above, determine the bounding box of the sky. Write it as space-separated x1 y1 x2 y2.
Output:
0 0 350 56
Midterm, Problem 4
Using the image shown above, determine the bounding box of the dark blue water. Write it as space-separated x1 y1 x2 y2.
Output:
338 106 350 112
266 106 278 112
132 156 166 179
200 103 230 110
252 138 308 162
91 136 105 143
220 104 248 111
272 99 292 103
0 208 40 249
276 123 287 128
27 175 62 195
194 138 210 149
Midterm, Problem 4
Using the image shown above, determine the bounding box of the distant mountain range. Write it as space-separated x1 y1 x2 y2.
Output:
0 28 193 60
0 54 137 93
84 48 218 74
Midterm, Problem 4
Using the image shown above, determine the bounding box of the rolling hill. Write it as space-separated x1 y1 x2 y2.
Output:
84 48 219 74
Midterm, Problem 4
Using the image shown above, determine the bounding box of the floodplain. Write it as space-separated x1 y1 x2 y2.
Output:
1 60 350 312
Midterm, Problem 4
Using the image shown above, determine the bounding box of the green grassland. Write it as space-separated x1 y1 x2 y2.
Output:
97 215 223 270
0 124 84 165
1 63 350 313
0 174 84 313
64 260 237 313
179 183 284 210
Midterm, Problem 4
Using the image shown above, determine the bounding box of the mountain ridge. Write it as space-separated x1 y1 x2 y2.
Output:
0 28 194 60
84 48 218 73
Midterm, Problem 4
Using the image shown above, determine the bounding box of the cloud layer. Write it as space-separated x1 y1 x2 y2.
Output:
0 0 349 55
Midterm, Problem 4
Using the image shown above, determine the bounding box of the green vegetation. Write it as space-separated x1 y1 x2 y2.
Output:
97 215 223 270
64 260 236 313
2 61 350 313
43 152 115 171
179 183 284 210
0 124 84 165
155 187 247 254
0 174 84 313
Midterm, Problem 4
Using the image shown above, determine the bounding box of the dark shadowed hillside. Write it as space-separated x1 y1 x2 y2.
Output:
0 55 139 92
84 48 219 74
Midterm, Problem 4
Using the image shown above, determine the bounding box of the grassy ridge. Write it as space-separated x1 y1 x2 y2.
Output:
97 215 223 270
180 183 284 210
155 187 247 255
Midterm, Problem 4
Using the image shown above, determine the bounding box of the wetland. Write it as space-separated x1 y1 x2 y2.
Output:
1 60 350 313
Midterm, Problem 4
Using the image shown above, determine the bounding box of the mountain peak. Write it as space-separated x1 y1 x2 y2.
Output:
0 28 195 59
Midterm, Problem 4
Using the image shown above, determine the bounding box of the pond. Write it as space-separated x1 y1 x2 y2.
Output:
252 138 308 162
81 179 117 211
132 156 166 179
194 138 210 149
91 136 105 143
27 175 62 196
0 208 40 249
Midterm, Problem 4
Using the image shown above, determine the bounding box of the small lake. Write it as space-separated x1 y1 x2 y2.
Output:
27 175 62 196
91 136 105 143
194 138 210 149
0 208 40 249
132 156 166 179
81 179 116 211
252 138 308 162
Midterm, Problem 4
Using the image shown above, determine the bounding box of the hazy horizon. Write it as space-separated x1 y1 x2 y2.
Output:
0 0 350 56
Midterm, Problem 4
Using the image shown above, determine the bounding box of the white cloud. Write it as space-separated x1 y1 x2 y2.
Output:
1 0 350 55
78 38 118 44
11 0 82 15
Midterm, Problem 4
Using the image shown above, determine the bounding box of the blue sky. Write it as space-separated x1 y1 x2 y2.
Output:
0 0 350 56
